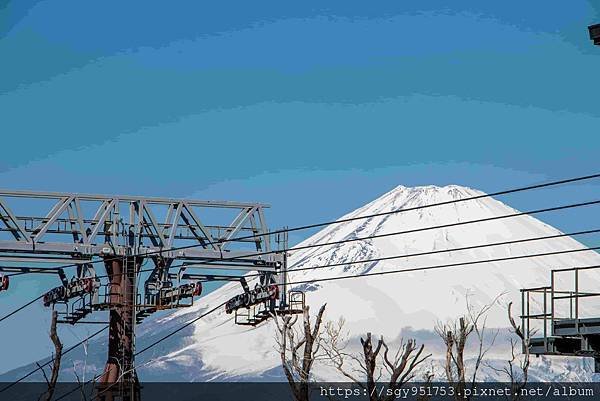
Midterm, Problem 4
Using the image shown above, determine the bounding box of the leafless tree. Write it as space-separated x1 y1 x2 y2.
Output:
274 304 328 401
71 360 88 401
67 327 91 401
435 294 501 401
416 365 436 401
323 318 430 401
486 302 533 400
38 310 63 401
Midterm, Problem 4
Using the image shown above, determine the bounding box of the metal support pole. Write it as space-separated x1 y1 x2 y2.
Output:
543 287 548 348
575 269 579 333
526 291 530 337
98 256 140 401
279 229 289 310
551 271 555 336
521 290 526 341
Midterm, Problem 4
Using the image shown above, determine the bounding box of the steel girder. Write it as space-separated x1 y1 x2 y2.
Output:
0 189 281 270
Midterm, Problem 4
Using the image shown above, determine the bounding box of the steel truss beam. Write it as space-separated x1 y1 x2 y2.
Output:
0 189 281 268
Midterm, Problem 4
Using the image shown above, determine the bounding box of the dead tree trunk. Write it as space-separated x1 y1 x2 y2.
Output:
361 333 382 399
435 295 500 401
38 310 63 401
506 301 531 397
383 338 428 395
324 320 430 401
274 304 327 401
487 302 532 400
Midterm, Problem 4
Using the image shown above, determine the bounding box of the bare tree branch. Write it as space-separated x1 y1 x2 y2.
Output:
38 311 63 401
435 293 502 401
274 304 327 401
501 302 532 400
322 319 430 401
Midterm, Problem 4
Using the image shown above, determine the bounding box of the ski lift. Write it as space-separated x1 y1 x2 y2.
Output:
42 276 99 307
227 281 303 326
225 283 279 314
43 285 66 306
0 274 9 292
192 281 202 297
155 281 204 309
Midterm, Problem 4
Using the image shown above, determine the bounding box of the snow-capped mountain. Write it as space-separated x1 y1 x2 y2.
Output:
4 185 600 382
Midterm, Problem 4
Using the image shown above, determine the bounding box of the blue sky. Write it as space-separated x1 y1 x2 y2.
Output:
1 0 600 374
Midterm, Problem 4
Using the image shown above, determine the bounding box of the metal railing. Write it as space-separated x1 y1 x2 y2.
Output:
521 265 600 346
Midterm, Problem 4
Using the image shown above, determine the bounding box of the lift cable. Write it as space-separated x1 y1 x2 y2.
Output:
244 227 600 277
0 201 600 332
122 246 600 362
193 198 600 271
0 174 600 382
2 213 597 325
3 173 598 395
279 246 600 287
12 244 600 397
121 207 600 280
4 228 597 325
52 302 225 401
135 300 226 357
70 245 600 391
17 172 600 273
0 325 108 393
0 294 44 324
21 198 600 281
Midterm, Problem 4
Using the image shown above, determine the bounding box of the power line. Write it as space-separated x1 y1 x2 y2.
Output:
53 299 224 401
25 198 600 282
76 246 600 383
16 172 600 274
198 198 600 271
280 246 600 287
244 227 600 277
0 325 108 393
6 227 596 324
3 205 596 349
272 173 600 238
54 364 122 401
53 304 225 401
135 301 225 357
3 173 597 397
0 294 44 324
114 245 600 357
35 245 600 399
53 375 101 401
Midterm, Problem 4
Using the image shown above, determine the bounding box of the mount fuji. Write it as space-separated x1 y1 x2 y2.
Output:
3 185 600 382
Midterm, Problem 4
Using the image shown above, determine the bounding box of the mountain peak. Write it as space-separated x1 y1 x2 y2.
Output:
386 183 484 199
351 184 486 220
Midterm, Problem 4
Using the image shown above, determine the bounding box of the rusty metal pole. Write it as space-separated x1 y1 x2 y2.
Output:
98 256 140 401
124 255 140 401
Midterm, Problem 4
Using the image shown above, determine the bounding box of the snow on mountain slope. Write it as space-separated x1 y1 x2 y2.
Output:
134 185 600 380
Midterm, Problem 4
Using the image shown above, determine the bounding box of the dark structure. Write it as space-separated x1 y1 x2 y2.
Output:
589 24 600 45
0 190 302 400
521 266 600 372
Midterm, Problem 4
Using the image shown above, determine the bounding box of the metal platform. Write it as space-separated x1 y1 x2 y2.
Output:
553 317 600 336
521 266 600 372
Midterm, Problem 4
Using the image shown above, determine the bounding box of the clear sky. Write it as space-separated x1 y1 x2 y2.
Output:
1 0 599 374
